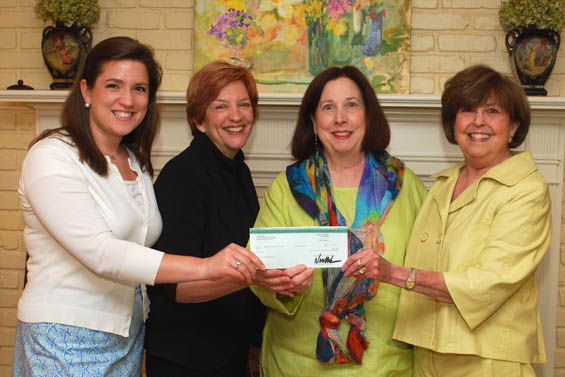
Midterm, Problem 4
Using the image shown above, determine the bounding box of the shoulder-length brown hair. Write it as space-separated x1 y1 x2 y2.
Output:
441 64 530 149
31 36 163 177
290 65 390 161
186 60 258 135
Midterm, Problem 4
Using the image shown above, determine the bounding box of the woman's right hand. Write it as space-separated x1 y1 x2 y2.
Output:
203 243 265 284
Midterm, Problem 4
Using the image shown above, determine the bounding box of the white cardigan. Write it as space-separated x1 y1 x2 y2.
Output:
17 136 164 337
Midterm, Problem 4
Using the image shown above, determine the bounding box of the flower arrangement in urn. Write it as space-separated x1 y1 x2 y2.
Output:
35 0 100 28
499 0 564 33
499 0 564 95
34 0 100 89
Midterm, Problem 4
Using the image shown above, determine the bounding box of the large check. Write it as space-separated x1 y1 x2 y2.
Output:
249 226 349 269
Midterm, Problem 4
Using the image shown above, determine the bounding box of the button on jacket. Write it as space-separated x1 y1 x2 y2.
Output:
393 151 550 364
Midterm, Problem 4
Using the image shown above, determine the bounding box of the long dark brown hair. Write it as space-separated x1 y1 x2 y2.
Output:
31 36 163 177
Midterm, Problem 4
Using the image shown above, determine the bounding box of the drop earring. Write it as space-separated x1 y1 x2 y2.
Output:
314 133 319 151
314 132 320 160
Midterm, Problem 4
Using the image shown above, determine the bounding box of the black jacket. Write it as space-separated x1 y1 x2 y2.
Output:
145 132 264 373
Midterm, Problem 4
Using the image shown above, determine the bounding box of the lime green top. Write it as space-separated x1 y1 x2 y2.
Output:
251 167 427 377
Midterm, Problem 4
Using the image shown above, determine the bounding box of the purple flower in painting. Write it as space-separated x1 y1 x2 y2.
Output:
327 0 354 21
208 8 254 47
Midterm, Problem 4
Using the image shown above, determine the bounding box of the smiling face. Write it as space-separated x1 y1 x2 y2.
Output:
80 59 149 150
454 97 518 170
196 80 254 159
312 77 366 162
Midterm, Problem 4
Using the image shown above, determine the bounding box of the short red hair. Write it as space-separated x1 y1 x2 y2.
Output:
186 61 258 135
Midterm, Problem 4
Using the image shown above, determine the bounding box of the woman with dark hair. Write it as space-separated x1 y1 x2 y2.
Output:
12 38 264 376
343 65 550 376
145 61 289 377
251 65 427 376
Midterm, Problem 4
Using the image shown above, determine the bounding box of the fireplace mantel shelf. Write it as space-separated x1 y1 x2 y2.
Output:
2 90 565 110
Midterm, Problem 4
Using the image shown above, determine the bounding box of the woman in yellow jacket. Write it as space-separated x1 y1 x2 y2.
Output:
342 64 550 376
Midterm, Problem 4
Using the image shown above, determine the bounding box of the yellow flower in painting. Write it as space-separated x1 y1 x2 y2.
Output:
260 0 303 19
219 0 246 11
362 57 373 69
278 3 295 18
334 19 348 35
305 0 324 21
326 17 347 35
293 3 306 23
313 0 323 11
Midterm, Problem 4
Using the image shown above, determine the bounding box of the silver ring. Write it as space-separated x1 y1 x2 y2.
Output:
235 260 242 270
357 259 363 267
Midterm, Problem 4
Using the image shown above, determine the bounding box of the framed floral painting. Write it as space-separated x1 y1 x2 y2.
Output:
194 0 411 94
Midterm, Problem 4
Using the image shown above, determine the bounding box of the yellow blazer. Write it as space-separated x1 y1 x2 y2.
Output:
393 151 550 364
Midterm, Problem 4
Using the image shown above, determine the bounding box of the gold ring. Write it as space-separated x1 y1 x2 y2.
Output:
360 267 365 275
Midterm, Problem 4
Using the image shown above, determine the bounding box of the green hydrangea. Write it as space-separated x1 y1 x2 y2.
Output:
35 0 100 28
499 0 565 32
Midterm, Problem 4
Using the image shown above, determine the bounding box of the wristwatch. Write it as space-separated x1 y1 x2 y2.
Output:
405 268 416 291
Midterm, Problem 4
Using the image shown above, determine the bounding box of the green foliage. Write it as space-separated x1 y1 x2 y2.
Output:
35 0 100 28
499 0 565 32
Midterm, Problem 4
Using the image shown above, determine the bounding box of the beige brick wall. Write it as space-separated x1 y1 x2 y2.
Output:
0 104 35 377
0 0 564 95
0 1 564 376
0 0 195 91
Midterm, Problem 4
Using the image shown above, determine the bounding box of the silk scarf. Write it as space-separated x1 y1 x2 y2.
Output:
286 151 404 364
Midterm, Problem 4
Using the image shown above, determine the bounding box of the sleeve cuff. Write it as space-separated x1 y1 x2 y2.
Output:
120 245 165 285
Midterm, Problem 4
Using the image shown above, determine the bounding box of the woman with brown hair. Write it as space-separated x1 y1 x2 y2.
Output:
343 65 550 376
12 38 263 377
145 61 289 377
251 65 427 376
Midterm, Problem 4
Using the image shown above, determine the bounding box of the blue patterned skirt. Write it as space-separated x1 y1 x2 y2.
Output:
12 285 144 377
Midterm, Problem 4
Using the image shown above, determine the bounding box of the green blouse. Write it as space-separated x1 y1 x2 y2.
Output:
251 167 427 377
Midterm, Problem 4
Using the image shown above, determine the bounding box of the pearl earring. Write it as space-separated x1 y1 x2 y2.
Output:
85 103 91 109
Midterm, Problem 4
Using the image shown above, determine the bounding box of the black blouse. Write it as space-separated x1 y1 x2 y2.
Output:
145 132 264 374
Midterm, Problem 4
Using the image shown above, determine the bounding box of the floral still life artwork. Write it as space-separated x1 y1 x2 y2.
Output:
194 0 411 94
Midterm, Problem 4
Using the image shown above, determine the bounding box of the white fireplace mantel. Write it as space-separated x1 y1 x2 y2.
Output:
1 90 564 377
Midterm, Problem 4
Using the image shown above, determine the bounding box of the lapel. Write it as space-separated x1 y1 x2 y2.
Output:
430 151 537 218
430 164 461 234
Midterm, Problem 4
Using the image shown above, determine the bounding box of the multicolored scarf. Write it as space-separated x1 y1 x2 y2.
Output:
286 151 404 364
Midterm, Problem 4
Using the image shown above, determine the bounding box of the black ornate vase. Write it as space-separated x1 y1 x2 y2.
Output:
505 26 560 96
41 22 92 90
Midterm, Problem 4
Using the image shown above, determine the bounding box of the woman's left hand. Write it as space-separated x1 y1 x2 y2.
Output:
275 264 315 297
342 248 393 281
